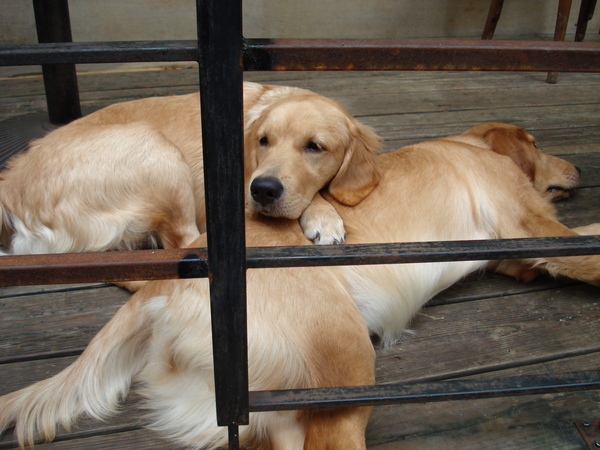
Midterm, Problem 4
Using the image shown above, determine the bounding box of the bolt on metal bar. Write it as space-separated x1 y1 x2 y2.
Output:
196 0 249 434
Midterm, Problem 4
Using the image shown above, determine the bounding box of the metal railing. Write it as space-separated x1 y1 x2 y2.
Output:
1 0 600 447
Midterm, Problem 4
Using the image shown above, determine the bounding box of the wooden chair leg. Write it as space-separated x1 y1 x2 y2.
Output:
575 0 597 41
546 0 574 84
482 0 505 39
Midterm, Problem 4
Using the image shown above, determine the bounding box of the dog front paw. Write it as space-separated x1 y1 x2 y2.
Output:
301 214 346 245
300 192 347 245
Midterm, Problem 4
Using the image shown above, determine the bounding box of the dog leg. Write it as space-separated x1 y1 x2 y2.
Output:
300 193 346 245
488 259 542 282
264 411 306 449
303 407 372 450
572 223 600 236
519 216 600 286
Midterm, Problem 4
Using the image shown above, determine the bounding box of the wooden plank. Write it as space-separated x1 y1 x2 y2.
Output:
24 429 174 450
0 283 110 298
2 69 599 120
359 103 600 145
0 287 129 361
368 355 600 449
366 389 600 449
375 283 600 385
429 273 579 307
555 186 600 227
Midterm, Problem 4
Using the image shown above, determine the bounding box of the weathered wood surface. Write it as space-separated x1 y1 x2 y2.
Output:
0 61 599 448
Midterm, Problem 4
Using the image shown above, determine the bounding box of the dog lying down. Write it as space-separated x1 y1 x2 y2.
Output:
0 124 597 449
0 81 381 260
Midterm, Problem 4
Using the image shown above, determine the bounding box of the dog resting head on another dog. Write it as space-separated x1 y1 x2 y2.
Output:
244 85 382 244
0 82 382 261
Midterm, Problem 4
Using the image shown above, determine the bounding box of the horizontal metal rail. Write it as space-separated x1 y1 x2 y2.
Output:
243 38 600 71
0 41 199 65
1 235 599 286
0 38 598 72
249 371 600 411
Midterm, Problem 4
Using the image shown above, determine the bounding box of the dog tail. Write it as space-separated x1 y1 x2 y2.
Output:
0 293 152 448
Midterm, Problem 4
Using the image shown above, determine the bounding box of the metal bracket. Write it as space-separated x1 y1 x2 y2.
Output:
178 252 209 279
574 420 600 449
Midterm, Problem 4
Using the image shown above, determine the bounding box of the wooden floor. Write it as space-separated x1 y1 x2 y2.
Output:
1 51 599 449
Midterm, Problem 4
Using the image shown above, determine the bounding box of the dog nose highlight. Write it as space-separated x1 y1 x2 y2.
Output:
251 177 284 206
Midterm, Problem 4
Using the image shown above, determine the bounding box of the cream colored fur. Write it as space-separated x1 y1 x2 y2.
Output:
0 218 375 449
327 124 595 346
0 82 382 262
0 123 596 448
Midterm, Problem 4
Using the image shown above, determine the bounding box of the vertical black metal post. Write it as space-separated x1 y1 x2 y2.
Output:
32 0 81 125
196 0 249 442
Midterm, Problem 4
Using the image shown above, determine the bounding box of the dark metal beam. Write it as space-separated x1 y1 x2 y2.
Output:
249 371 600 411
0 41 199 66
32 0 81 125
196 0 249 431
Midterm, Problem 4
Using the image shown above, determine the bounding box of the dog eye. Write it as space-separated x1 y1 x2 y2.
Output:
305 141 325 152
259 136 268 146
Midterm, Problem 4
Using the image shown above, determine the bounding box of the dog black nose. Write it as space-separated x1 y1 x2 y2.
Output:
250 176 284 206
575 166 582 174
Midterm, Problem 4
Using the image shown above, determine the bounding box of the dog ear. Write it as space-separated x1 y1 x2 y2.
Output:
483 127 536 182
328 119 382 206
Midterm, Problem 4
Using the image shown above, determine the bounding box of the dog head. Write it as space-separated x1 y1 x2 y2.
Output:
244 86 381 219
462 122 580 201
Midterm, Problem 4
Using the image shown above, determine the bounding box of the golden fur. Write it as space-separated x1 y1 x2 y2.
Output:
0 122 597 448
0 218 375 449
0 82 381 261
458 122 580 201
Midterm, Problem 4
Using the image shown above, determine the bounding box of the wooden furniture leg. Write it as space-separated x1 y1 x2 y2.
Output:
574 0 597 41
482 0 505 39
546 0 574 83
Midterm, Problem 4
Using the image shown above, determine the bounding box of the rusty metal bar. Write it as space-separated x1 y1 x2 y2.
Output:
242 38 600 71
1 38 599 72
0 248 208 286
1 235 600 287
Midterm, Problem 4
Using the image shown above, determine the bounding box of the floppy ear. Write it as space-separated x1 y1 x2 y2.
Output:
483 128 536 182
328 119 382 206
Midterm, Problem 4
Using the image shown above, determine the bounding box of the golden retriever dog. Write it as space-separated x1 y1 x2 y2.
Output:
0 217 375 449
0 122 597 448
458 122 580 201
0 81 381 259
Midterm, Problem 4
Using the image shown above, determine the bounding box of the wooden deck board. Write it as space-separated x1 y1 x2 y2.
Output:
0 61 599 448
